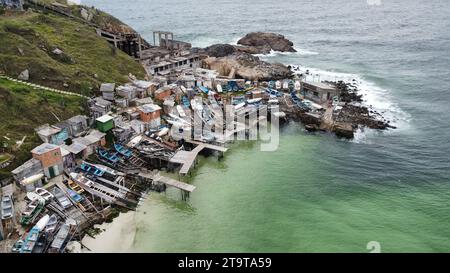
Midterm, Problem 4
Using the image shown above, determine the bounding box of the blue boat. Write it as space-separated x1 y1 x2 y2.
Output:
291 91 300 102
98 148 120 164
80 162 105 176
67 189 84 203
266 88 282 97
182 96 190 107
268 81 275 89
296 101 311 111
228 81 239 92
114 143 133 158
199 86 209 94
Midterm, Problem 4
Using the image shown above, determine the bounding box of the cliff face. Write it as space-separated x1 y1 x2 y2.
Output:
0 8 146 95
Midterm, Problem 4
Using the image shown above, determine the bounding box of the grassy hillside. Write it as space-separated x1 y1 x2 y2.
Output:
0 10 146 95
0 77 86 179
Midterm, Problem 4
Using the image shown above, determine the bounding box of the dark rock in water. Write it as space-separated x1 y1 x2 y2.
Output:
305 124 319 132
202 52 293 81
333 123 354 139
237 32 297 54
204 44 236 57
336 104 394 130
333 80 363 103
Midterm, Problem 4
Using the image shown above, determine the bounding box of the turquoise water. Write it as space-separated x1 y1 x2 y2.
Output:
85 0 450 252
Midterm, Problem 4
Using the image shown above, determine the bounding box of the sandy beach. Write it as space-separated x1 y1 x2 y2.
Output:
81 211 137 253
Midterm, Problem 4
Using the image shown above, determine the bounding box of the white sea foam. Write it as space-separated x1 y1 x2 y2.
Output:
291 65 411 141
256 48 319 58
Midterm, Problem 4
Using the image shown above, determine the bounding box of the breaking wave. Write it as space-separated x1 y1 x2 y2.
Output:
256 48 319 58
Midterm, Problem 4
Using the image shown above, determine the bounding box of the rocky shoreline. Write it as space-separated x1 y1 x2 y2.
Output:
200 32 395 138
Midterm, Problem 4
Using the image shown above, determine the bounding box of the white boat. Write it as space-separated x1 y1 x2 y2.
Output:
216 84 223 93
303 99 323 110
166 119 188 128
275 81 282 89
176 105 186 118
157 127 169 137
234 102 246 111
246 98 262 104
191 98 203 112
1 195 13 220
45 214 58 233
168 113 190 126
295 81 301 90
273 112 287 118
26 192 43 202
51 187 72 209
35 188 54 202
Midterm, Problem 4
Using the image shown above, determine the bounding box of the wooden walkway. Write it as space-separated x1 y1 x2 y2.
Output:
170 141 227 175
138 171 196 192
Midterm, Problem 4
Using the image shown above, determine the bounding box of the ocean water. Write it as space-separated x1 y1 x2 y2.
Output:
84 0 450 252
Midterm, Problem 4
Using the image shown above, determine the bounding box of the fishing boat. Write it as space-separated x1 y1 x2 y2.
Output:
247 98 262 104
295 81 301 90
234 102 246 111
291 91 300 102
67 189 84 203
50 223 70 252
199 86 209 94
268 81 275 89
275 80 282 89
35 188 54 202
80 162 105 176
182 96 190 108
45 214 58 233
1 195 14 220
273 111 287 118
67 179 84 194
20 214 50 253
266 88 282 97
51 187 72 210
176 105 186 118
228 81 239 92
11 240 23 253
26 192 42 202
98 148 120 164
114 143 133 158
157 127 170 137
20 199 45 226
303 99 323 110
216 84 223 93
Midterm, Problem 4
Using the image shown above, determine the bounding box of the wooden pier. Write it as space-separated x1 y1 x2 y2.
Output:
170 141 228 176
137 171 195 200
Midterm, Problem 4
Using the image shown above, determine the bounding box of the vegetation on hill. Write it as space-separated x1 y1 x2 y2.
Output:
0 77 86 180
0 9 146 95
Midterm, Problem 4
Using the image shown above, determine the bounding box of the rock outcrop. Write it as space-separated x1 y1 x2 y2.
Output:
203 52 293 81
204 44 236 58
237 32 297 54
